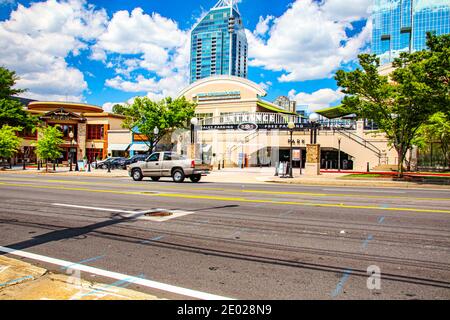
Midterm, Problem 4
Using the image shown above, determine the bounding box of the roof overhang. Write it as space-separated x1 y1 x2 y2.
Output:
178 75 267 99
315 105 355 119
257 99 299 116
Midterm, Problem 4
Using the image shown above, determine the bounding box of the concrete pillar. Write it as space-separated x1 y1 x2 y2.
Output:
77 122 87 160
305 144 321 175
356 120 364 136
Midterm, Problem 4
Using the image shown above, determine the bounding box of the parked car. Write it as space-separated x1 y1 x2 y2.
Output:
94 157 127 170
124 154 149 167
128 151 210 183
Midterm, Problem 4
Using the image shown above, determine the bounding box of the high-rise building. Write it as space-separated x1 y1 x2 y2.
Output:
190 0 248 84
372 0 450 65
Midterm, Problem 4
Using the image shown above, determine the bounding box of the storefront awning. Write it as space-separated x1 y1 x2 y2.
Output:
108 144 130 151
129 144 150 152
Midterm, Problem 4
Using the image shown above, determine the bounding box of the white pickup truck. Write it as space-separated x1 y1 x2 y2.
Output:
128 151 210 183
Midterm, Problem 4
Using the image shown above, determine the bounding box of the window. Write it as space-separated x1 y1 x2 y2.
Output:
147 153 159 162
55 124 77 139
87 125 104 140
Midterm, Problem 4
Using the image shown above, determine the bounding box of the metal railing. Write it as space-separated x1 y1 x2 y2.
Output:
333 127 383 159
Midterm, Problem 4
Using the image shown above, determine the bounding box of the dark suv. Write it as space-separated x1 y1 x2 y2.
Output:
124 154 148 167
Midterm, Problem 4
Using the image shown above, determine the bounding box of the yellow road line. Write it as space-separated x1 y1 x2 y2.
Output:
0 177 449 202
1 181 450 214
240 189 450 201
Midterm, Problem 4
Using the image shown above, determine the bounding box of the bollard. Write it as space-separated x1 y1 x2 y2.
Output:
37 161 40 171
218 162 221 171
367 162 370 173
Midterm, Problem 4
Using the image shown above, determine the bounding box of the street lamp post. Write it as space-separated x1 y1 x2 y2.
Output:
22 147 26 170
287 121 295 178
69 131 74 172
190 117 198 159
153 127 159 153
88 142 94 172
338 137 342 172
309 113 319 144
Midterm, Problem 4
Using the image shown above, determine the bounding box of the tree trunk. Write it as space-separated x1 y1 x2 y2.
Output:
397 148 404 178
45 159 48 173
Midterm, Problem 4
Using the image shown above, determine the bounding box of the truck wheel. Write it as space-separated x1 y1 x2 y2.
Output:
151 177 160 181
172 169 185 183
132 169 143 181
190 174 201 183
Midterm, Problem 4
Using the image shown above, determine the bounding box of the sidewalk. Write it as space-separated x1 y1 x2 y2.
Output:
0 255 160 300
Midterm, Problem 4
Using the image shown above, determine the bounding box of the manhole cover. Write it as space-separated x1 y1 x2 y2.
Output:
145 210 173 217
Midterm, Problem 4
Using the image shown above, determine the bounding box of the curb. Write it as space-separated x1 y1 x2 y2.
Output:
265 178 450 189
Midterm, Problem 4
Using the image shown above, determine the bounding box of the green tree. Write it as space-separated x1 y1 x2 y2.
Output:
415 112 450 168
33 125 64 172
0 125 22 163
335 34 448 177
0 66 37 129
114 96 196 152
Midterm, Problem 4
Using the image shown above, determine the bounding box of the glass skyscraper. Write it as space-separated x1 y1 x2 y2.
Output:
372 0 450 65
190 0 248 83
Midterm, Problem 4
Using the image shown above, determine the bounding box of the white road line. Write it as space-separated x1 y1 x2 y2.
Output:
0 246 232 300
321 188 406 194
52 203 145 215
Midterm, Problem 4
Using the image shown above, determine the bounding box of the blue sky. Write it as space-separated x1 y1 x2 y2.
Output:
0 0 373 111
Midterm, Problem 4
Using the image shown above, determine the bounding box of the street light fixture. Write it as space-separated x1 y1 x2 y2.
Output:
287 121 295 178
309 113 319 144
190 117 198 158
153 127 159 153
69 131 74 171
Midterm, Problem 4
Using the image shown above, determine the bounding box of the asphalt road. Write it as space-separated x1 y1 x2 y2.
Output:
0 173 449 299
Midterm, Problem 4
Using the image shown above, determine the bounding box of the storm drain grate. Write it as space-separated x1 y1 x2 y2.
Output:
144 210 173 217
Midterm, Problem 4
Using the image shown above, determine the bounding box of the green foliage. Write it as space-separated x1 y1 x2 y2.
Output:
0 66 25 98
0 66 37 129
335 33 449 176
415 112 450 167
0 125 22 159
116 96 196 152
33 125 64 166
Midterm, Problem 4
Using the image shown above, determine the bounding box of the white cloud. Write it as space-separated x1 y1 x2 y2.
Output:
254 15 274 36
258 81 272 91
97 7 191 101
289 88 345 112
247 0 372 82
0 0 108 101
321 0 372 21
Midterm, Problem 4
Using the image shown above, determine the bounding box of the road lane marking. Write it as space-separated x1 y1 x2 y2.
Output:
378 216 385 224
322 188 406 194
52 203 146 215
241 189 450 201
1 182 450 214
0 246 232 300
1 177 449 201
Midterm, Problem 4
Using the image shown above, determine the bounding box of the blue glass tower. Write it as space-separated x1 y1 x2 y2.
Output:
372 0 450 65
190 0 248 83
